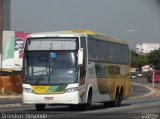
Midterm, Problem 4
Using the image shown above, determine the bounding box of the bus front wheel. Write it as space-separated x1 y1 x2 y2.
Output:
78 90 92 110
35 104 46 111
83 90 92 110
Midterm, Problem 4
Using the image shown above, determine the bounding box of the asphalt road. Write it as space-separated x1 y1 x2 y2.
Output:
0 96 160 119
131 78 160 88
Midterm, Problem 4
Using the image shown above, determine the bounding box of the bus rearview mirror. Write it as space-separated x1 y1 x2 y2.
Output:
78 48 83 65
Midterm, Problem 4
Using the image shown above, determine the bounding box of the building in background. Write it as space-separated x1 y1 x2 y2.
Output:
136 43 160 55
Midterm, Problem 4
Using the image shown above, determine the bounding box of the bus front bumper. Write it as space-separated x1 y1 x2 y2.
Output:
23 91 79 105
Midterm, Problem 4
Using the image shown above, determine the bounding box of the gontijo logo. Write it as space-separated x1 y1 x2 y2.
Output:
32 85 67 94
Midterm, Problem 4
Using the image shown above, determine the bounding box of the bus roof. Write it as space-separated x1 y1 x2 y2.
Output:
28 30 128 45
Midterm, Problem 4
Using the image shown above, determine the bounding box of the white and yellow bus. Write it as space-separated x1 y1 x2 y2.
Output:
23 30 130 111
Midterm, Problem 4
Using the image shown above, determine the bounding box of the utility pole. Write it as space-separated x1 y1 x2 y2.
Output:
0 0 3 71
152 71 155 87
0 0 3 94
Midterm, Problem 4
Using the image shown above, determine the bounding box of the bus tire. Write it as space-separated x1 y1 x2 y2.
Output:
114 92 121 107
69 105 78 111
120 88 124 101
78 89 92 110
35 104 46 111
84 89 92 110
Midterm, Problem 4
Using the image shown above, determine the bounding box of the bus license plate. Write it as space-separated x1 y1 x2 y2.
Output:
44 97 54 100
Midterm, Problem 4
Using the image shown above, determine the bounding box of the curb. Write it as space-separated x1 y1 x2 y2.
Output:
0 95 23 108
0 103 23 108
0 95 22 99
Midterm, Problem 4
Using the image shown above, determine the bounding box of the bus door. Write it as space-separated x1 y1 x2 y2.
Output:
79 37 87 102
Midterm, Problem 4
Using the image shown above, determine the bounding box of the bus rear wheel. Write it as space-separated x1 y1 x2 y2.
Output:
114 92 121 107
35 104 46 111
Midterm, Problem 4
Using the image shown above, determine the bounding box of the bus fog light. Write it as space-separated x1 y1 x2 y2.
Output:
64 87 78 93
23 87 33 93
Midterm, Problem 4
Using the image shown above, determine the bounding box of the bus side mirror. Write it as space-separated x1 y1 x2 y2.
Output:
78 48 83 65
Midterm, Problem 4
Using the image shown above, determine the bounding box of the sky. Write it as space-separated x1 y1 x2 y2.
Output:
10 0 160 50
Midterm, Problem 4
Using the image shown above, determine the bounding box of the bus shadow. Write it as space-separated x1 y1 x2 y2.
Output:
89 103 131 111
25 103 131 112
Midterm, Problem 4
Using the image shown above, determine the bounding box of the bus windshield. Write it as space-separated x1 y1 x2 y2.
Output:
24 51 78 85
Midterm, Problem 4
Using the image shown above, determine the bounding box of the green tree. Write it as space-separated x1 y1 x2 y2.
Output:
148 49 160 70
131 50 148 67
131 50 138 67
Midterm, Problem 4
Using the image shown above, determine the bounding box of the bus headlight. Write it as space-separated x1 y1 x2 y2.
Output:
23 87 33 93
64 87 78 93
